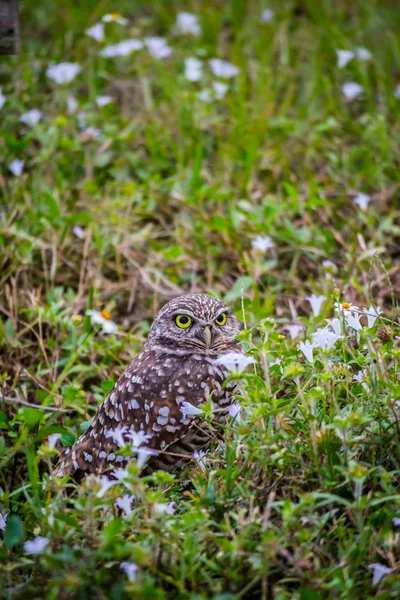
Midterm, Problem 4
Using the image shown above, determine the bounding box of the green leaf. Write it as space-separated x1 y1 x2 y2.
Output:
300 589 324 600
4 515 24 548
80 417 94 432
223 276 253 303
101 380 115 394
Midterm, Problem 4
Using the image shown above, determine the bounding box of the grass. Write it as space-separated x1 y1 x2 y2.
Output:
1 0 400 597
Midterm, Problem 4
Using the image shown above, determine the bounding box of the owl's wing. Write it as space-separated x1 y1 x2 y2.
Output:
52 347 218 480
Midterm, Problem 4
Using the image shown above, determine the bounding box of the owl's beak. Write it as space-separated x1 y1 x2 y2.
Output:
202 325 212 348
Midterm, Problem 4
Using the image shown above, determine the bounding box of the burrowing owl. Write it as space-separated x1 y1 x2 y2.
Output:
53 294 243 479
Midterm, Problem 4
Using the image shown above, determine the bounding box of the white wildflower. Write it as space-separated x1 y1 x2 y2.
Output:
334 302 359 316
193 449 208 471
228 403 241 419
86 309 118 334
369 563 392 586
353 369 370 392
180 401 203 418
96 95 113 107
46 62 81 84
184 57 203 82
326 318 342 336
0 512 8 531
9 159 24 176
284 324 304 340
353 192 370 211
126 430 152 448
47 433 61 450
215 352 254 374
120 561 138 581
115 494 135 516
198 89 212 103
355 47 371 61
345 311 363 332
105 426 129 448
306 293 326 317
73 225 85 239
209 58 240 79
67 96 78 113
312 327 342 351
144 37 172 59
261 9 274 22
20 109 42 126
395 84 400 99
0 87 6 110
297 340 315 363
81 126 101 140
85 23 105 42
112 468 129 481
336 49 354 68
363 305 382 328
212 81 228 99
134 447 157 470
176 12 201 36
153 502 176 515
251 234 275 252
100 39 143 58
393 517 400 527
322 260 337 272
102 13 128 25
341 82 363 101
96 475 117 498
24 536 49 555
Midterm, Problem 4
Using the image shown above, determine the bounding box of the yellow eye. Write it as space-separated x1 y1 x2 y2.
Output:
175 314 192 329
215 313 227 326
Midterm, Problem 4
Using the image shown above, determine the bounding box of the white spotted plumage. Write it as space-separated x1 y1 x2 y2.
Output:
53 294 243 479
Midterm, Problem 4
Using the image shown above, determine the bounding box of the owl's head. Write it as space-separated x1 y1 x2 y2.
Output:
148 294 240 352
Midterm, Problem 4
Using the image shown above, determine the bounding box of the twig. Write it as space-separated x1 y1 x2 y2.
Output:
2 395 73 413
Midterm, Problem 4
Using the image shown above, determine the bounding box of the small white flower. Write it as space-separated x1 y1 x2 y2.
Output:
115 494 135 516
353 369 370 392
251 234 275 252
198 89 212 103
336 49 354 68
176 12 201 36
363 306 382 328
209 58 240 79
180 401 203 418
47 433 61 450
46 62 81 84
184 57 203 81
322 260 337 272
215 352 254 374
133 447 157 470
41 507 55 527
312 327 342 351
393 517 400 527
73 225 85 239
326 318 342 336
112 468 129 481
193 449 208 471
341 81 363 101
96 95 113 107
306 293 326 317
24 536 49 555
100 39 143 58
212 81 228 99
355 47 371 61
77 111 87 128
284 324 304 340
96 475 117 498
81 126 101 140
228 403 241 419
353 192 370 211
334 302 359 316
126 430 152 448
144 37 172 59
9 159 25 176
105 426 129 448
20 109 42 126
297 339 315 363
67 96 78 113
0 87 6 110
153 501 176 515
102 13 128 25
0 511 8 531
369 563 392 586
261 9 274 22
85 22 105 42
345 311 363 332
86 309 118 334
120 561 138 581
395 84 400 99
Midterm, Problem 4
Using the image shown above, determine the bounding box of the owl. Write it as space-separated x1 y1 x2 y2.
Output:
53 294 243 480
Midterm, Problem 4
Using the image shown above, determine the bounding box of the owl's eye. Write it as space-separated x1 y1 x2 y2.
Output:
215 313 227 326
175 314 192 329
